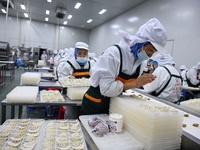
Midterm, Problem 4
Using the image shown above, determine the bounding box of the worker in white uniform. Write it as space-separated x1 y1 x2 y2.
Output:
143 59 153 74
185 62 200 87
88 52 98 63
57 42 95 79
57 42 95 119
58 48 70 62
180 65 188 86
80 18 168 115
54 49 65 66
41 51 47 66
143 52 182 103
49 50 57 68
152 60 158 71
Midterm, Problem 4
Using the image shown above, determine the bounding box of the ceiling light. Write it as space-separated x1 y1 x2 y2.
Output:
1 9 6 14
24 13 28 18
128 17 139 22
99 9 107 15
67 15 72 19
111 24 120 29
45 17 49 21
63 21 68 25
20 4 26 10
87 19 93 23
46 10 50 15
47 0 52 2
75 3 81 9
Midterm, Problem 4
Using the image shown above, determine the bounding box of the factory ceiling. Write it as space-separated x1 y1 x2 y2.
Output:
0 0 147 30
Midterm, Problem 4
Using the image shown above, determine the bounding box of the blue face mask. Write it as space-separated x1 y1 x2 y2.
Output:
137 47 149 61
77 57 88 64
153 65 157 70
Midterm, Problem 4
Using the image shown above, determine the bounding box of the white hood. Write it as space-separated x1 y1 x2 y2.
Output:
118 18 167 55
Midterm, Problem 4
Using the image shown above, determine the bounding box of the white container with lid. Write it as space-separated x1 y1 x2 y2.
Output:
109 113 123 132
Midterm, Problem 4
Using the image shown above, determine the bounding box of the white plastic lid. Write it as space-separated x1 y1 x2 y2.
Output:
109 113 123 120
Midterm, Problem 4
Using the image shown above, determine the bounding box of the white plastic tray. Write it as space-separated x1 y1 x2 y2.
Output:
0 119 88 150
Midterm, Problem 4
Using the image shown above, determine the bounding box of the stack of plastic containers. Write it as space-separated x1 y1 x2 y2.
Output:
180 98 200 113
20 72 41 86
6 86 38 103
110 90 184 150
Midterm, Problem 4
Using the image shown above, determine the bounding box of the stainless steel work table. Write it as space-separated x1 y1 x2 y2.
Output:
38 81 63 89
0 61 15 79
24 60 36 71
181 86 200 98
35 66 53 72
1 94 82 124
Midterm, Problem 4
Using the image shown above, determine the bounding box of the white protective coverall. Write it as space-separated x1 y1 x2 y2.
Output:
41 51 47 66
58 48 68 63
89 18 167 98
186 62 200 87
54 49 65 66
88 52 98 63
143 52 182 103
57 58 95 78
57 42 96 79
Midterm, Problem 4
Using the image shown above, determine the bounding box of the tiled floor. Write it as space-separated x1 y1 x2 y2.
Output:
0 68 58 124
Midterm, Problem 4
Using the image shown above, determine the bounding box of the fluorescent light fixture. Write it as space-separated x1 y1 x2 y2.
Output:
111 24 120 29
75 3 81 9
24 13 28 18
67 15 72 19
1 9 6 13
87 19 93 23
45 17 49 21
47 0 52 2
99 9 107 14
63 21 68 25
128 17 139 22
20 4 26 10
46 10 50 15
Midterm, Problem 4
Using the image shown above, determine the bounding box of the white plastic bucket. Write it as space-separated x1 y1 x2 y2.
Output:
109 113 123 132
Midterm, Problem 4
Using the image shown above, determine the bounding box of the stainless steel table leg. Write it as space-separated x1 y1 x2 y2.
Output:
18 105 22 119
47 106 54 118
11 105 15 118
1 105 6 124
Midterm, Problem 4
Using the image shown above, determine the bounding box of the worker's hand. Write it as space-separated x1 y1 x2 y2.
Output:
69 76 76 79
148 68 153 71
134 74 156 87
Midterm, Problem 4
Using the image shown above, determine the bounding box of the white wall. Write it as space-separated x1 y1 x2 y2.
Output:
0 15 90 50
59 26 90 49
1 0 200 70
89 0 200 70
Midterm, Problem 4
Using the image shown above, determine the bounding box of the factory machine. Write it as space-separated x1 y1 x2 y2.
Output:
18 45 32 65
33 47 54 66
33 47 47 62
0 41 11 61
